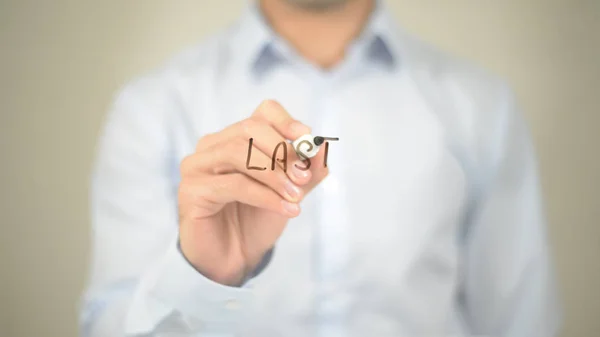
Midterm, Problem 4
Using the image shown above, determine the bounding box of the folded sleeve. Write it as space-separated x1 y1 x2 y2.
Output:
123 237 256 335
79 74 257 337
458 86 562 337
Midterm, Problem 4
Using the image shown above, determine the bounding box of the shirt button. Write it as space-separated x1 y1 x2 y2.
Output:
225 299 241 310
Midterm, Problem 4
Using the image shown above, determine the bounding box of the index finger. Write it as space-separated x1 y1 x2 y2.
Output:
251 100 311 140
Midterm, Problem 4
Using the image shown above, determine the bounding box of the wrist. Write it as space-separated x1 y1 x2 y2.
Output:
177 238 246 287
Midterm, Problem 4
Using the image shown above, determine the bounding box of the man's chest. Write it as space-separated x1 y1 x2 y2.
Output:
172 73 470 332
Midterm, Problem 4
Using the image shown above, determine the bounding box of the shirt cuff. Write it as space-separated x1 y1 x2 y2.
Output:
145 236 255 331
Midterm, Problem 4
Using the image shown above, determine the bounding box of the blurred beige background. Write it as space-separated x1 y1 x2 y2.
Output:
1 0 598 336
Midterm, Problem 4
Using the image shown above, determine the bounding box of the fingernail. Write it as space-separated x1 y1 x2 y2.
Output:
292 160 312 181
289 121 311 136
284 180 302 201
281 200 300 216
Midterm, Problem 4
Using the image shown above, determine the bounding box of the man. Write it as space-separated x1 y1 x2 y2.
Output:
80 0 562 336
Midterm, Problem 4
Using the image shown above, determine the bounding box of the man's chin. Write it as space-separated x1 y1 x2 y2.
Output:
283 0 354 12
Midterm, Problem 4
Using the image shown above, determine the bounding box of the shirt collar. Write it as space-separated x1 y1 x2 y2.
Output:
231 0 401 77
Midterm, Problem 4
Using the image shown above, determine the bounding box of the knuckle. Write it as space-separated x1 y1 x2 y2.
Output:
210 141 226 159
195 132 214 151
240 118 258 138
218 139 243 164
193 182 213 202
178 182 200 204
260 99 282 110
179 155 195 175
233 136 250 153
255 99 282 117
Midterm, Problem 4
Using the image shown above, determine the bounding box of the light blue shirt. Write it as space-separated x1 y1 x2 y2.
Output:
80 1 562 336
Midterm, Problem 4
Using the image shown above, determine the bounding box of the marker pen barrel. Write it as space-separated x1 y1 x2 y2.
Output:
292 134 321 159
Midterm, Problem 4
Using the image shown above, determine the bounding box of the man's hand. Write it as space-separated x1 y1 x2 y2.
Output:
178 100 329 286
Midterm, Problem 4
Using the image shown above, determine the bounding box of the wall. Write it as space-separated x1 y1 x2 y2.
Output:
1 1 598 336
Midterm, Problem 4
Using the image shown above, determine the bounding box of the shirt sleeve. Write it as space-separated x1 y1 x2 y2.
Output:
458 86 562 337
79 75 258 337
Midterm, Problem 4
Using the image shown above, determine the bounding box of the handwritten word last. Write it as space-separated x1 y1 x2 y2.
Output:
246 137 339 172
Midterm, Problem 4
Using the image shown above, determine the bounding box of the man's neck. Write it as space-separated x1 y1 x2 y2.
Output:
259 0 375 69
